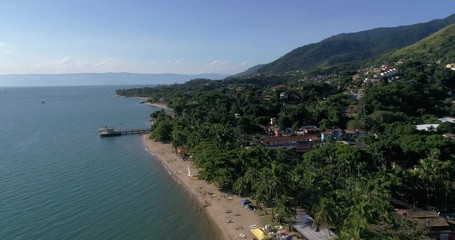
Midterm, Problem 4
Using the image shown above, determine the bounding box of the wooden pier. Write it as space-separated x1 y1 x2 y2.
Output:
98 127 150 137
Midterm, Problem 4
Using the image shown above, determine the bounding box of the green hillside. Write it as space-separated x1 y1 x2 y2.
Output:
375 23 455 64
244 13 455 75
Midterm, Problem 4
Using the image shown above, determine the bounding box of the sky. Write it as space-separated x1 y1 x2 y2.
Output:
0 0 455 75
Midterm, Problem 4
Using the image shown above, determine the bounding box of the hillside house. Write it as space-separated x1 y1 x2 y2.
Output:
343 129 365 141
416 124 439 131
272 84 286 91
439 116 455 124
279 91 289 99
321 129 365 142
381 68 397 78
415 117 455 132
321 129 342 141
261 135 318 153
396 209 451 238
296 126 321 136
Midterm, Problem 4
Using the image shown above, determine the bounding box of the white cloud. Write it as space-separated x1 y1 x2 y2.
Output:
32 57 123 73
176 58 186 64
55 57 81 67
92 58 120 69
210 59 229 66
166 58 187 64
0 42 13 54
200 60 254 74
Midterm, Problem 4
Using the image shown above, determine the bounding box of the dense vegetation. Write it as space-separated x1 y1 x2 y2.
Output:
374 24 455 65
117 61 455 239
116 19 455 239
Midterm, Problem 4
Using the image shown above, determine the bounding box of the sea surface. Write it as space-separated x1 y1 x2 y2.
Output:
0 86 215 239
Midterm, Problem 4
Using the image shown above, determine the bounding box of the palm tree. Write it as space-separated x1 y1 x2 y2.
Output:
254 167 271 215
275 196 296 225
414 149 452 206
312 196 337 234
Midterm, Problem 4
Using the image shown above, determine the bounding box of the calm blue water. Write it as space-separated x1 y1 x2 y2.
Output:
0 86 215 239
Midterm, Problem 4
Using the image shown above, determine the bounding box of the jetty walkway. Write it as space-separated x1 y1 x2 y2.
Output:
98 127 150 137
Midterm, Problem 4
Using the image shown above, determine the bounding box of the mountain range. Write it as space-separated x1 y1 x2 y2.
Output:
0 73 228 87
238 13 455 76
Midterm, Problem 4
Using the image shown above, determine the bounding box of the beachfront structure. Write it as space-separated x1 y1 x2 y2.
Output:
98 127 122 137
293 211 337 240
98 127 149 137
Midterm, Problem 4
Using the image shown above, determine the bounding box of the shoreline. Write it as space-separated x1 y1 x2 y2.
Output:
142 135 261 240
130 96 171 110
145 102 171 110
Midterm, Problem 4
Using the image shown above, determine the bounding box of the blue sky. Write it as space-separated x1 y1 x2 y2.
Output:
0 0 454 75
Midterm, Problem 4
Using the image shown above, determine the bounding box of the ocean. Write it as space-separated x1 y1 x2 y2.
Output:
0 86 215 239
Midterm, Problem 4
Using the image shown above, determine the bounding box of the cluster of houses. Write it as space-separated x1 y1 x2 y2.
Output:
416 116 455 140
362 64 399 84
260 114 455 238
260 115 455 153
260 118 365 153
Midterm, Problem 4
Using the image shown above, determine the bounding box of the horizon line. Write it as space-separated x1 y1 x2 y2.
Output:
0 72 231 76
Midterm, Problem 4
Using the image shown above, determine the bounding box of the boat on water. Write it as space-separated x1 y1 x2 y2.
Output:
98 127 122 137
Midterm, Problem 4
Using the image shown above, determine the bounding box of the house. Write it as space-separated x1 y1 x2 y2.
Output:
396 209 451 238
300 125 318 130
380 68 397 78
320 129 365 142
416 124 440 131
343 129 365 141
296 126 320 136
321 129 342 141
261 135 318 153
439 117 455 124
279 91 288 99
272 84 286 91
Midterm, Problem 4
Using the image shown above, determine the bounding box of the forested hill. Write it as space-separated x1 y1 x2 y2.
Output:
373 23 455 65
240 13 455 75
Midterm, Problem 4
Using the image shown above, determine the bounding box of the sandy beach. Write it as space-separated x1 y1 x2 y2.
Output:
130 97 170 110
142 135 261 240
145 102 171 111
